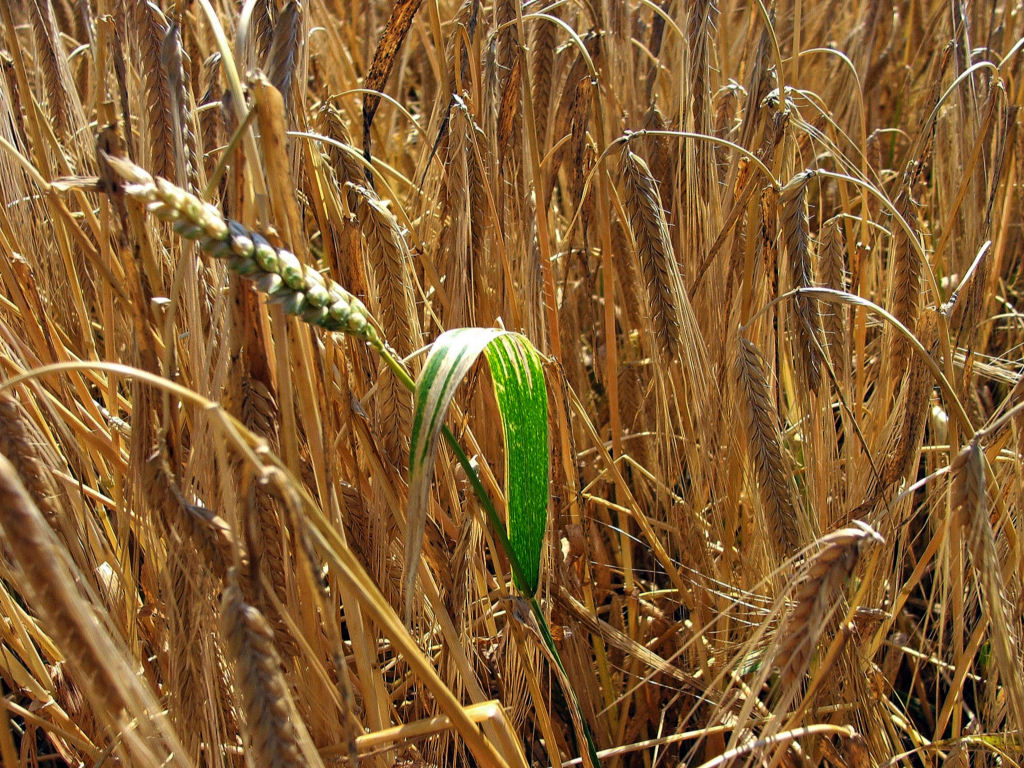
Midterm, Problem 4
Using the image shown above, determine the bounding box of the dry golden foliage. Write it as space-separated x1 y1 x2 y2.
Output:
2 1 1024 766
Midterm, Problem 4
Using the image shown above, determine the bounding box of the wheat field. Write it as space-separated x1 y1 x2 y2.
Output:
0 0 1023 765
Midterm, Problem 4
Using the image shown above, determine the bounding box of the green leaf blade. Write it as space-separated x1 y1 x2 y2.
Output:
482 335 548 595
405 328 549 619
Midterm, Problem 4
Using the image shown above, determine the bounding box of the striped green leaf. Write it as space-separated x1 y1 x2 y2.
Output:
405 328 549 617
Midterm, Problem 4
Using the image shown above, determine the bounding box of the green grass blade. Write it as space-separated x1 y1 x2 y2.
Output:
406 328 549 618
482 334 548 594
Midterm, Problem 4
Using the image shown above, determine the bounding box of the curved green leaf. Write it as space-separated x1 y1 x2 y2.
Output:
481 334 549 594
405 328 549 618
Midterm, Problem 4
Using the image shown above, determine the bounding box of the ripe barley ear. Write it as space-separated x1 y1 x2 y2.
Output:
355 186 420 463
27 0 84 144
137 2 177 182
265 1 303 112
818 219 848 383
884 185 923 366
780 170 825 393
619 146 687 365
221 575 326 768
774 522 882 706
735 336 800 558
0 393 62 529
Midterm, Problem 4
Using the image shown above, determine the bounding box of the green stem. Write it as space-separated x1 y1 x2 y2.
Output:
441 425 534 594
531 597 602 768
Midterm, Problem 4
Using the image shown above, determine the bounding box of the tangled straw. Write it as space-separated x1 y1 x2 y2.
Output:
101 154 600 767
104 154 378 345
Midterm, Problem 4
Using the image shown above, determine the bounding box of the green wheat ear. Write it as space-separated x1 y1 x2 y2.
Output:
103 153 378 344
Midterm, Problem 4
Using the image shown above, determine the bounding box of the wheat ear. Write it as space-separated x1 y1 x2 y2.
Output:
236 378 299 657
0 393 62 528
353 186 421 353
780 170 825 393
0 454 125 712
198 51 225 179
160 21 199 190
736 335 800 558
238 0 276 70
759 185 780 299
865 310 937 506
773 522 882 715
352 184 420 462
28 0 84 143
105 154 378 343
884 185 923 365
619 146 687 364
265 0 302 112
221 575 327 768
529 3 558 150
818 219 848 383
317 100 365 212
137 2 177 182
440 96 474 326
